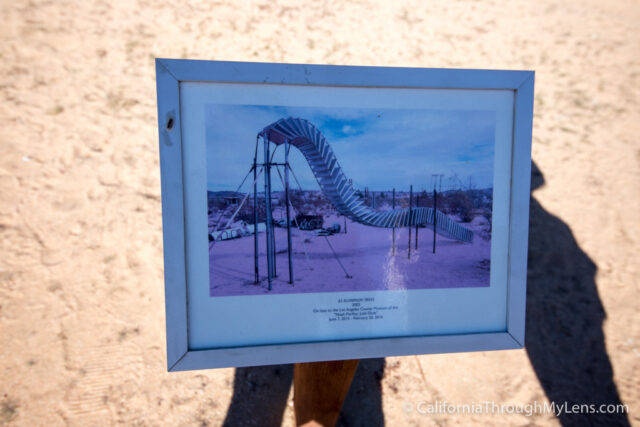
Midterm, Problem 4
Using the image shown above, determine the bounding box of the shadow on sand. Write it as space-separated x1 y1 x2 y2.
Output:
222 162 628 426
222 364 293 427
526 162 629 426
222 359 385 427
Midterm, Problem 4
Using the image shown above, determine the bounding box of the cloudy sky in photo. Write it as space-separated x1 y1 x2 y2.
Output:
205 104 496 192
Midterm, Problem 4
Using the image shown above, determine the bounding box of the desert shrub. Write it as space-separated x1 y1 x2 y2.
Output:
236 204 266 223
448 191 474 222
482 211 492 232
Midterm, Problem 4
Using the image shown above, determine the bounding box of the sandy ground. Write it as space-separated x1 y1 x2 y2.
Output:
1 0 639 426
210 217 490 296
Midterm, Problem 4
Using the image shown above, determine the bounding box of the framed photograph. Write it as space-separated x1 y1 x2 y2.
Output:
155 59 534 371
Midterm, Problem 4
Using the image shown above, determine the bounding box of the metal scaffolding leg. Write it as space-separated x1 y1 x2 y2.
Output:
433 189 437 254
285 140 293 284
264 136 273 290
324 236 352 279
415 195 419 250
274 165 312 272
392 188 396 256
267 145 278 279
270 170 277 279
253 136 259 284
408 185 413 259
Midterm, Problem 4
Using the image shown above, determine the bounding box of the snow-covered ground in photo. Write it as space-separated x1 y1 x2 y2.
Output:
209 215 491 296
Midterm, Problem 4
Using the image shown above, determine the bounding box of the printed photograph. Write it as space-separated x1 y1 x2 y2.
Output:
206 104 495 296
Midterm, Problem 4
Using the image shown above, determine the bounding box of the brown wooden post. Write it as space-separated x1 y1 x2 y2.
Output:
294 360 359 426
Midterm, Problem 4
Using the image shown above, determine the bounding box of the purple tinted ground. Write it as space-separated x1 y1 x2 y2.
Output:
209 215 491 297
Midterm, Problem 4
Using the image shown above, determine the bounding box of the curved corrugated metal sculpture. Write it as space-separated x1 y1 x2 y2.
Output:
259 117 473 243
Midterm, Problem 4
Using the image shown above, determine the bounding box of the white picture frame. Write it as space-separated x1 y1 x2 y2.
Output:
155 59 534 371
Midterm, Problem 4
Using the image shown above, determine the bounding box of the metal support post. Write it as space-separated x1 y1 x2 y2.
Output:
253 136 259 283
285 141 293 284
408 185 413 259
264 136 273 289
392 188 396 256
433 189 437 254
415 195 419 250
